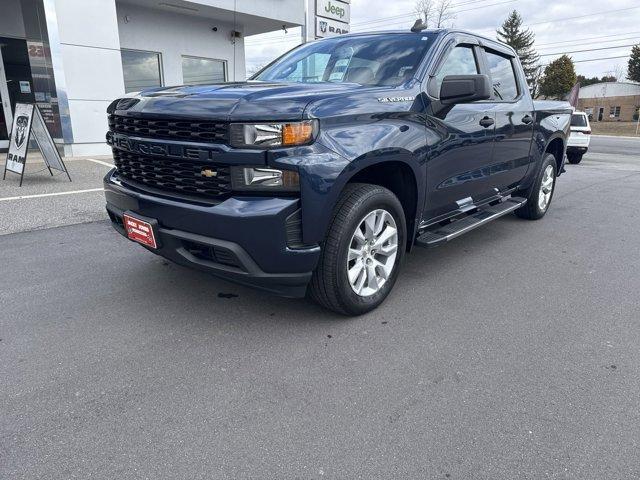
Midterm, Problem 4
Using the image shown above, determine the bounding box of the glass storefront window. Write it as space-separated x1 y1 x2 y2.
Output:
121 49 162 93
182 56 226 85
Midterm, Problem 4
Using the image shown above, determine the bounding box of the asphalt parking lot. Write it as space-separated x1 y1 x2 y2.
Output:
1 137 640 479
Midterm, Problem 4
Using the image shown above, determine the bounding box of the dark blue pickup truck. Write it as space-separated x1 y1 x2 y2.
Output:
104 28 571 315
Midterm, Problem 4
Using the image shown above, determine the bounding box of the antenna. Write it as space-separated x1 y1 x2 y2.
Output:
411 19 427 32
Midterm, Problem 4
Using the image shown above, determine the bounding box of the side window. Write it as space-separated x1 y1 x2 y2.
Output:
484 50 519 101
435 45 479 92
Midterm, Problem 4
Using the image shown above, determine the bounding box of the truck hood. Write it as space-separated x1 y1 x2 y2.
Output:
124 81 377 121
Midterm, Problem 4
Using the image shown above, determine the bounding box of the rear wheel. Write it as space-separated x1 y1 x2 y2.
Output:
309 183 406 316
515 153 557 220
567 152 583 164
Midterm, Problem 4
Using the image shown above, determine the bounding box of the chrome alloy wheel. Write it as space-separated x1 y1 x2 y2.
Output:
538 164 555 212
347 209 398 297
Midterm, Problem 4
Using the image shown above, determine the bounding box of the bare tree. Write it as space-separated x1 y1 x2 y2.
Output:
603 64 626 82
414 0 456 29
613 64 626 82
414 0 434 28
529 65 543 98
434 0 456 28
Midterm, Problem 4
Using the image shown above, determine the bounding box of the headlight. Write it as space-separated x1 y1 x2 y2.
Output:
230 166 300 192
229 120 317 148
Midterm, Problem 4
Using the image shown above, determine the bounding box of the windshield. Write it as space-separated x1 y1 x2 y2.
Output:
253 33 437 87
571 114 588 127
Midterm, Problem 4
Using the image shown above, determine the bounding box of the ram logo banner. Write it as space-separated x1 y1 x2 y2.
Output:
4 103 33 176
319 21 327 33
3 103 72 186
14 115 29 149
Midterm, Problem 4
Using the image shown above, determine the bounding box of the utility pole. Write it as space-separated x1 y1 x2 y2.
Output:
301 0 315 43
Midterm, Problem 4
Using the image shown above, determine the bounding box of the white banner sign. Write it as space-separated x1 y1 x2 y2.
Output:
5 103 34 175
316 0 350 23
316 17 350 38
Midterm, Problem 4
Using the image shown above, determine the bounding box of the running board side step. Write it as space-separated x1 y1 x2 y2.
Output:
415 197 527 248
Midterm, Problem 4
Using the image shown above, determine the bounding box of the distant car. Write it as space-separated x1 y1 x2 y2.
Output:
566 111 591 164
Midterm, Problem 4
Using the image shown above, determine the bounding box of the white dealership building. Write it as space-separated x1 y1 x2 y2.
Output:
0 0 305 156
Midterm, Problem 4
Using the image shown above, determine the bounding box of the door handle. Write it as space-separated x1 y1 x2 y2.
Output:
521 115 534 125
479 116 494 128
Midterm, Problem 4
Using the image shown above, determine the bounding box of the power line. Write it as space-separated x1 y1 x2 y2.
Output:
350 0 515 27
541 55 631 67
351 0 519 31
540 43 638 57
248 0 520 44
526 5 640 28
536 30 640 47
538 37 640 52
247 3 640 52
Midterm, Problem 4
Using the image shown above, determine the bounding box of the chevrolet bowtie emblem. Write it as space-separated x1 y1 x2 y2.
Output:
201 168 218 178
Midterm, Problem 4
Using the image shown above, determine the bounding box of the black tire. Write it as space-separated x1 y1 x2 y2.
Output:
567 153 583 164
515 153 557 220
309 183 406 316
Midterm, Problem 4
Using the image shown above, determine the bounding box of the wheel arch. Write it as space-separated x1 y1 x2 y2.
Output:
322 153 424 251
544 136 566 175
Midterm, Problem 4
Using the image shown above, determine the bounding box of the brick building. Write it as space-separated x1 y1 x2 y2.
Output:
577 82 640 122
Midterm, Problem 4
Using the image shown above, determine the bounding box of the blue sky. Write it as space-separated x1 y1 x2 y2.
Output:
245 0 640 79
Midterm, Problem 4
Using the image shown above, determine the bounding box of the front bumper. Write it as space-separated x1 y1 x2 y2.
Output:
104 169 320 297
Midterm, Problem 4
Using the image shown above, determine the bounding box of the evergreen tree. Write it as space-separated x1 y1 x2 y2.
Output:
539 55 577 100
497 10 540 91
577 75 617 86
628 45 640 83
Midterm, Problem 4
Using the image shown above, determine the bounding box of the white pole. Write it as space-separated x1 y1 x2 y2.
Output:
302 0 315 43
301 0 308 43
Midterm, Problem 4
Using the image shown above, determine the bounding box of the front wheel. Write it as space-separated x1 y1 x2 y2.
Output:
309 183 406 316
515 153 557 220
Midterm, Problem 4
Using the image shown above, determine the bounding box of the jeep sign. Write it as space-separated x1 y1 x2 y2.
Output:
316 0 350 24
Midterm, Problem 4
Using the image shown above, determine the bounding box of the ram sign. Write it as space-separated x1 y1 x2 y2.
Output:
316 17 350 38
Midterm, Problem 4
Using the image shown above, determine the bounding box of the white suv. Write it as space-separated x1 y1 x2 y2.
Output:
566 111 591 164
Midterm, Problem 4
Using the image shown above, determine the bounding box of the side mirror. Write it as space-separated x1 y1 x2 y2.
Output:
439 74 492 105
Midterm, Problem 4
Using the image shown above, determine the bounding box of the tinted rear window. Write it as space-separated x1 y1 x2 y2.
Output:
571 114 588 127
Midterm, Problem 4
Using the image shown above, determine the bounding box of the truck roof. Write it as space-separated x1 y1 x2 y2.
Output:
322 28 517 57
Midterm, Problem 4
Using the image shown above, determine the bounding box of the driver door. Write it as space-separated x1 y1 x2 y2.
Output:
423 44 496 220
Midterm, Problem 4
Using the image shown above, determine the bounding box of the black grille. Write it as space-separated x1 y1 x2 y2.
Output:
108 115 228 143
112 149 231 199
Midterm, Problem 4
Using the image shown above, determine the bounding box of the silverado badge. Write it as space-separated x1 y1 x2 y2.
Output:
377 96 415 103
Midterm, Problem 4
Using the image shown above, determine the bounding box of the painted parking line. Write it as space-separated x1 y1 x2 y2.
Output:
0 188 104 202
85 158 114 168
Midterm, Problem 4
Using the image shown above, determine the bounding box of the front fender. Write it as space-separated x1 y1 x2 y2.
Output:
270 142 425 246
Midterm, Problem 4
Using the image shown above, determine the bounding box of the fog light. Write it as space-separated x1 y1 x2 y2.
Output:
230 167 299 192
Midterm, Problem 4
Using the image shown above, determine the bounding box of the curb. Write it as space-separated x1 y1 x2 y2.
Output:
591 134 640 140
